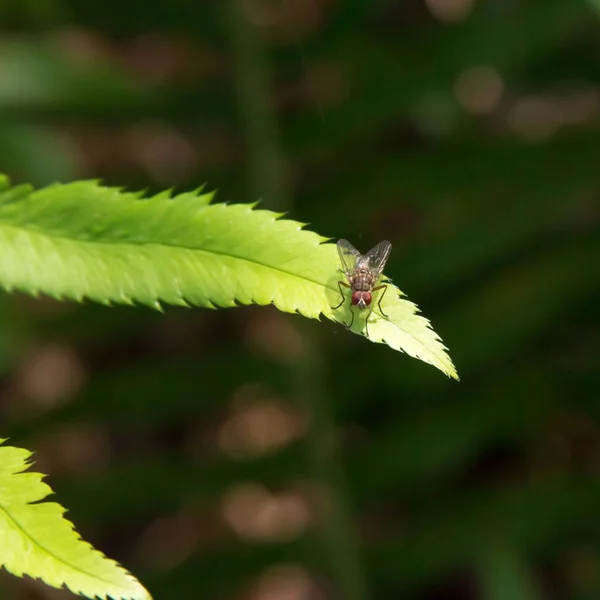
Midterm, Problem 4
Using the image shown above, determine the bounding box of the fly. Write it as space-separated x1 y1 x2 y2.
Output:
332 239 392 336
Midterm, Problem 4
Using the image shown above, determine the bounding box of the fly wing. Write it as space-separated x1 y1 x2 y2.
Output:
364 240 392 279
337 239 362 278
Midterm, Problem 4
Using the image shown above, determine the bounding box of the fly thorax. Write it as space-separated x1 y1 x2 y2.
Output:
352 271 373 291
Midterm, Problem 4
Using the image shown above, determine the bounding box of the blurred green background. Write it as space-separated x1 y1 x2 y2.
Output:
1 0 600 599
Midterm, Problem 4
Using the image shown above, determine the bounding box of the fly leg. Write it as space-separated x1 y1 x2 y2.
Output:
364 307 372 338
372 284 389 318
363 285 388 337
347 306 355 330
332 280 353 329
332 280 351 310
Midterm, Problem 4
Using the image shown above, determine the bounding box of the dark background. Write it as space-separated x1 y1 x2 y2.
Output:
1 1 600 599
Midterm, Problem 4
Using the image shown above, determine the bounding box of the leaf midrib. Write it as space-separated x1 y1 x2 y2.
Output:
0 499 137 592
0 220 338 293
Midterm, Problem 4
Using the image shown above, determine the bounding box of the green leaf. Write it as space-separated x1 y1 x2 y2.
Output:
0 175 457 379
0 439 150 599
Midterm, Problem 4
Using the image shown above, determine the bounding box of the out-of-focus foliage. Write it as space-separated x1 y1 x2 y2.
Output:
0 0 599 599
0 439 150 599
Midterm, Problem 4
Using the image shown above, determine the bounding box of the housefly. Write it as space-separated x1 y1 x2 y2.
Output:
333 239 392 335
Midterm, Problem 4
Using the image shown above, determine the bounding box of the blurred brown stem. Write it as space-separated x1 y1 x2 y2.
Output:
229 0 289 210
228 2 369 598
292 332 370 600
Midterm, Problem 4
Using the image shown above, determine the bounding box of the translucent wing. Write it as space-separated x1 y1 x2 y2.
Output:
337 239 362 277
362 240 392 279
